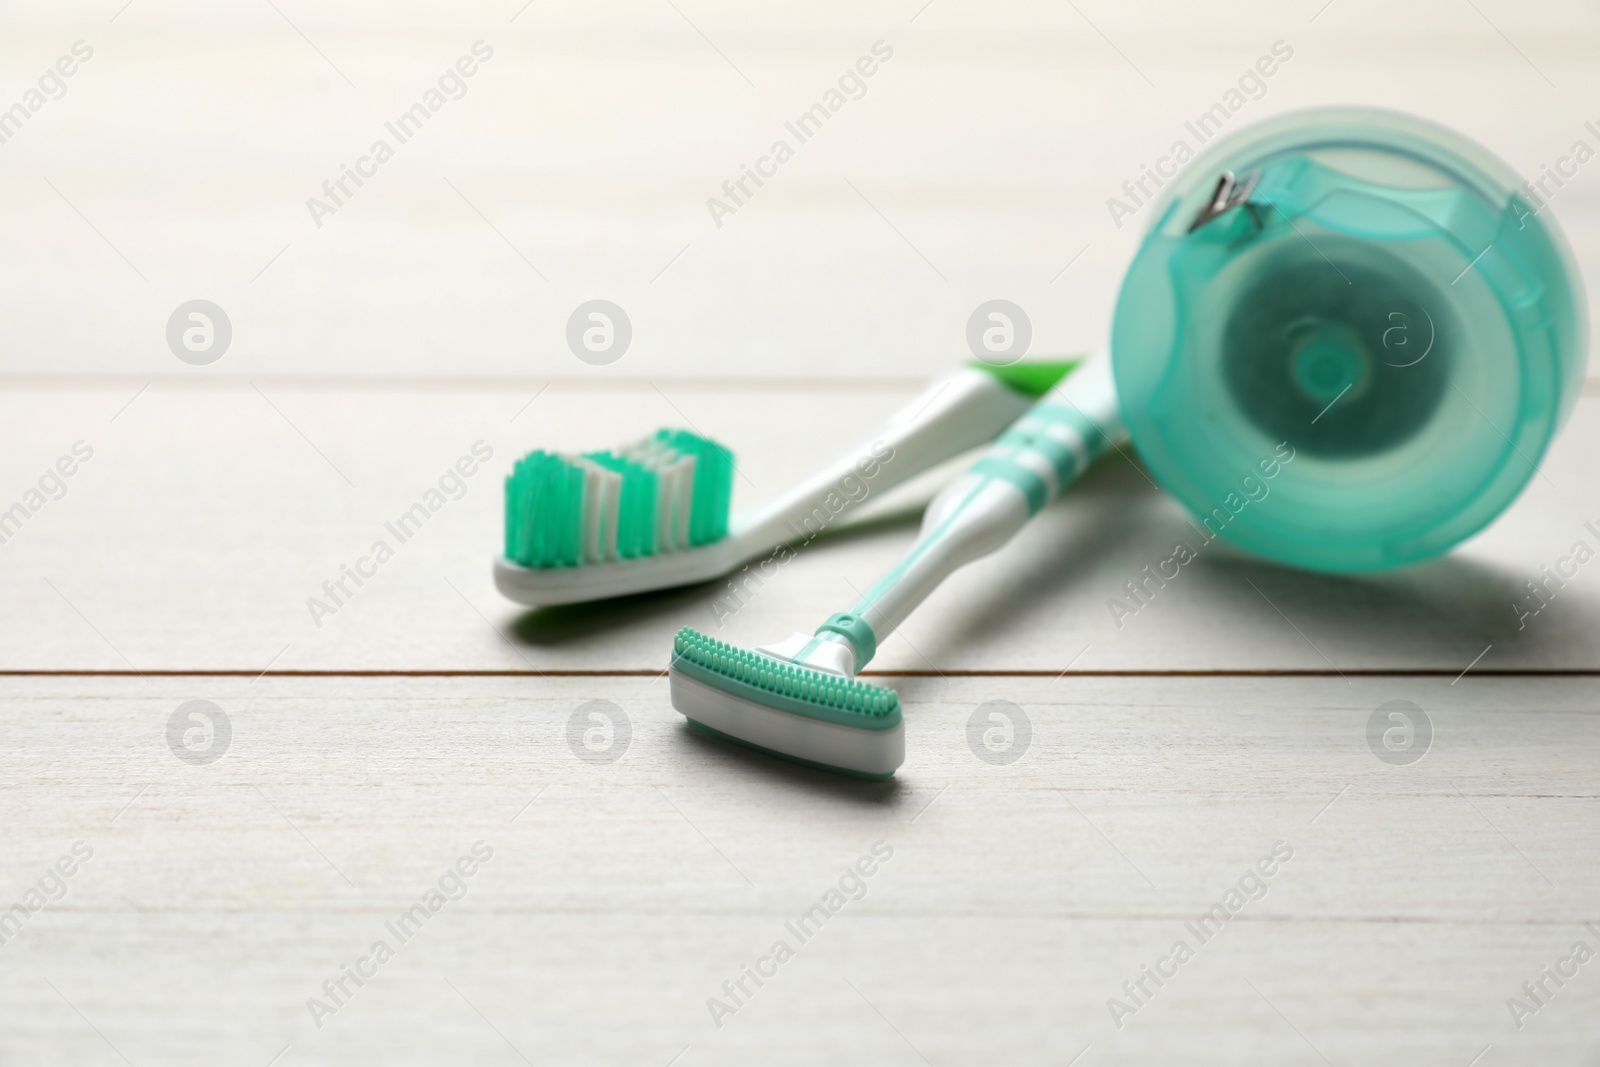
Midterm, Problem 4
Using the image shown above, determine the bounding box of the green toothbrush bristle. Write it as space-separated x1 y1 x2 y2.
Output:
670 627 901 726
655 429 733 545
504 428 735 568
504 451 584 568
585 451 656 559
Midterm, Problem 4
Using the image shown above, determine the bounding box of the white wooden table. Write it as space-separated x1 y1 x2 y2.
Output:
3 1 1598 1063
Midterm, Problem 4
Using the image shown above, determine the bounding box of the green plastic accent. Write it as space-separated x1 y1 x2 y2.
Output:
1018 405 1112 483
814 612 878 667
1030 403 1111 451
1006 428 1077 488
654 428 733 545
671 628 902 731
964 401 1118 516
851 391 1121 616
1113 106 1587 573
504 450 585 567
970 357 1081 398
503 428 736 568
969 455 1048 514
586 451 656 559
685 719 896 780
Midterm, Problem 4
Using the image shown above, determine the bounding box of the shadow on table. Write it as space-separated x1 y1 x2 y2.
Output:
941 451 1564 666
509 502 927 647
511 448 1579 666
670 718 908 804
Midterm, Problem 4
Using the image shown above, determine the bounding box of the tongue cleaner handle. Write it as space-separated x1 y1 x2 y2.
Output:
810 354 1126 674
730 362 1074 553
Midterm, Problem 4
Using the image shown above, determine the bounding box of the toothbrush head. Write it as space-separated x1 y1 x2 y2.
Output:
668 627 905 779
496 429 739 605
494 359 1085 607
505 428 733 567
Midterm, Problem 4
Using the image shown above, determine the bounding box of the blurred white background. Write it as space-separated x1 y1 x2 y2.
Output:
1 0 1596 381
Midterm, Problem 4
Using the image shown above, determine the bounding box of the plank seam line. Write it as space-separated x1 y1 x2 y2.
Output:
2 669 1597 679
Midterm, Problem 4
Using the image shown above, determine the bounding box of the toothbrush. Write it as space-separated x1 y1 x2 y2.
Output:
668 354 1124 778
494 360 1080 607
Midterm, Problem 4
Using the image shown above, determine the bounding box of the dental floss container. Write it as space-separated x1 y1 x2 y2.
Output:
1113 106 1588 571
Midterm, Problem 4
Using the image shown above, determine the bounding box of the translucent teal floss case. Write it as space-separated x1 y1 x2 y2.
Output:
1113 107 1589 572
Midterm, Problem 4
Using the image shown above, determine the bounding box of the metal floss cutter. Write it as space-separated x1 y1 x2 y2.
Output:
1112 106 1589 572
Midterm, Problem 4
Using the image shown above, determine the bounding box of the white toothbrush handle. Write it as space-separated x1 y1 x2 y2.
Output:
730 366 1045 553
817 356 1125 669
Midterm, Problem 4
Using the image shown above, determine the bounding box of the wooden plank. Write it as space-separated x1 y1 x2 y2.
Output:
2 381 1599 673
1 673 1595 1064
2 7 1597 1065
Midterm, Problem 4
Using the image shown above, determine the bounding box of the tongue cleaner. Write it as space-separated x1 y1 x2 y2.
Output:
670 355 1123 778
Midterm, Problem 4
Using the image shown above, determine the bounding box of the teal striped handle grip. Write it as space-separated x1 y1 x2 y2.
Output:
809 356 1126 673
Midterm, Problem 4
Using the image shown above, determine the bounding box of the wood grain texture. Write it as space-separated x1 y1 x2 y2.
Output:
2 674 1596 1066
2 381 1598 674
3 2 1599 1062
